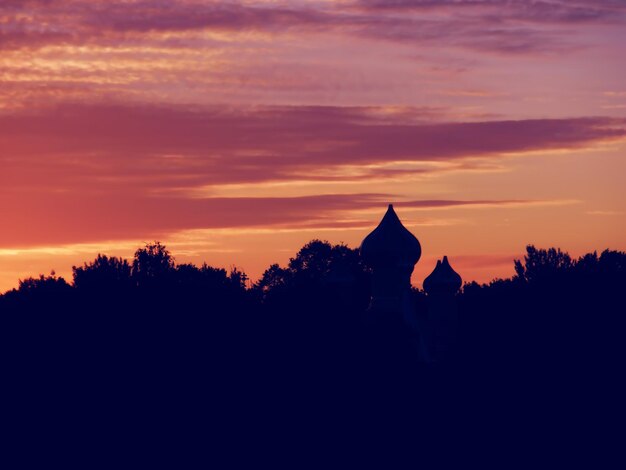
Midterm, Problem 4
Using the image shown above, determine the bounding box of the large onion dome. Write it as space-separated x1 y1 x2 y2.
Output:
360 204 421 268
423 256 462 294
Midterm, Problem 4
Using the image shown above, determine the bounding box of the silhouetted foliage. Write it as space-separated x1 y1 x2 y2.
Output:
18 271 71 294
73 254 132 291
514 245 573 283
255 239 371 311
1 241 624 462
132 241 175 287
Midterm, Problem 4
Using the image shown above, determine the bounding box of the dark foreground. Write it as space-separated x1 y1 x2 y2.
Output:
1 243 625 466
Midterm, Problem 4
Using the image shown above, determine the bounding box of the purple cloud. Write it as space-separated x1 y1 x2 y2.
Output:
358 0 626 23
0 189 542 247
2 0 623 54
2 102 621 245
1 103 623 194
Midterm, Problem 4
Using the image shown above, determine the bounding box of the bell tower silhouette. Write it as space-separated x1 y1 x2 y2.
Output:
360 204 421 314
423 256 462 362
360 204 428 362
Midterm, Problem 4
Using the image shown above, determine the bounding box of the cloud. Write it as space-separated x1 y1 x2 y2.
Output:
357 0 626 22
2 0 623 55
0 188 557 248
0 102 622 247
586 210 624 216
1 103 623 194
398 199 530 209
84 2 330 34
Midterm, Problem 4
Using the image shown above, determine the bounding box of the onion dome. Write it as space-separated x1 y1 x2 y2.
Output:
423 256 462 294
360 204 421 268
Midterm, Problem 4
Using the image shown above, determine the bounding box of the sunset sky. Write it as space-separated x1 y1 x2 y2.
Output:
1 0 625 291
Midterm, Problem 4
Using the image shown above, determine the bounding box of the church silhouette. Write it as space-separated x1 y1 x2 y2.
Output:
361 204 462 364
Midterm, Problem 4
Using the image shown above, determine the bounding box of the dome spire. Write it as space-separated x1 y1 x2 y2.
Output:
360 204 421 269
423 255 462 294
360 204 421 313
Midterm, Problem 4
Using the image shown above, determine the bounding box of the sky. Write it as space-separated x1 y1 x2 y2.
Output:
1 0 625 291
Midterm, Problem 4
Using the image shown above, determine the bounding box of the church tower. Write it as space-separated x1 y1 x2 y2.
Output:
423 256 462 362
360 204 421 314
360 205 430 362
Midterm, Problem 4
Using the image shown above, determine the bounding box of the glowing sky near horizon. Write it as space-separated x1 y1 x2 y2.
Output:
1 0 625 291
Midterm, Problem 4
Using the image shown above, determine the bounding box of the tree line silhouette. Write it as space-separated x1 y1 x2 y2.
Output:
1 240 624 464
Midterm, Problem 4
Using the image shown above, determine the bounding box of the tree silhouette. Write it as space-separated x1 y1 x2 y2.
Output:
73 254 132 291
0 239 625 460
254 240 370 314
17 272 71 297
256 263 290 295
514 245 573 284
132 241 175 288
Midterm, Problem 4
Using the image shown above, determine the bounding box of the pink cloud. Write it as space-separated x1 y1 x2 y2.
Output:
1 102 621 247
357 0 626 22
2 103 623 193
0 103 622 248
2 0 623 54
0 191 538 247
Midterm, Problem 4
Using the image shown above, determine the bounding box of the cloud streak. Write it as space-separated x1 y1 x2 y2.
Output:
2 103 623 192
2 0 623 55
0 190 555 247
0 102 622 247
357 0 626 22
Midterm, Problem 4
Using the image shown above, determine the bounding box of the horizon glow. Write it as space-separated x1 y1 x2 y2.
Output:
1 0 625 291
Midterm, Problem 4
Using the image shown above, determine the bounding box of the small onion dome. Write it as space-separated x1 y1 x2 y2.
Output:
423 256 462 294
360 204 421 268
